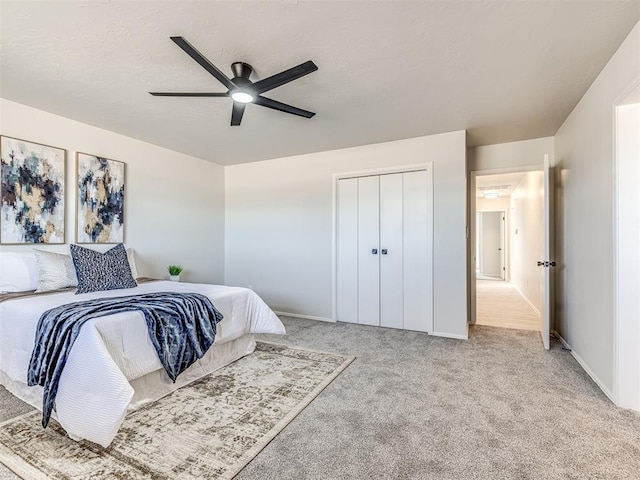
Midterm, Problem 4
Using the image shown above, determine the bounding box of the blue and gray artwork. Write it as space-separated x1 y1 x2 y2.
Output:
77 154 125 243
1 137 65 244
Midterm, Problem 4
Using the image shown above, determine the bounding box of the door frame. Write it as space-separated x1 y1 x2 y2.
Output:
613 79 640 411
542 154 555 350
332 162 434 332
499 210 506 280
468 165 540 326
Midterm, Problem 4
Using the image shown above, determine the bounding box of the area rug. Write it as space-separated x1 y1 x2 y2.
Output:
0 342 354 480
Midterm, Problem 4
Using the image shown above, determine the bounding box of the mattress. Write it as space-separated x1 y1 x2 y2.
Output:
0 281 285 447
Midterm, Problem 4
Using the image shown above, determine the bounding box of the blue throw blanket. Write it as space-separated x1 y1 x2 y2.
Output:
27 292 223 428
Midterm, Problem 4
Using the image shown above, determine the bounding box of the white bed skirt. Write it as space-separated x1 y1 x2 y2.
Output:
129 334 256 410
0 334 256 444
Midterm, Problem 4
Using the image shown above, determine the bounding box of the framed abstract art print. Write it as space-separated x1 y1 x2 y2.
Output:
0 136 66 244
76 153 125 243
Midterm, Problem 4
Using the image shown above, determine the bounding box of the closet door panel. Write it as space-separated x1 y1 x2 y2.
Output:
337 178 358 324
379 173 404 329
357 176 380 326
403 170 433 333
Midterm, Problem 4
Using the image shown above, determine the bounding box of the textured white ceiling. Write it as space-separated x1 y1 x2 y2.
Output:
1 1 638 165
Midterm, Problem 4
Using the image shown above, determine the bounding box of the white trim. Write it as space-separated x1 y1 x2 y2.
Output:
426 166 434 335
334 162 434 181
612 78 640 410
469 173 476 325
471 164 542 176
273 311 335 323
431 331 469 340
553 331 615 404
331 172 338 322
512 284 542 318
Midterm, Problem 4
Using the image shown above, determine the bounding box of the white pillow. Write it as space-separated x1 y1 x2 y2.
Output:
33 250 78 292
126 248 139 279
0 252 39 293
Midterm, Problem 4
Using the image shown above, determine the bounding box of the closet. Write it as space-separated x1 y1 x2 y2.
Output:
336 168 433 332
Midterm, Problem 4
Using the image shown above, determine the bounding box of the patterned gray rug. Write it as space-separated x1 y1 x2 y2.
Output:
0 342 354 480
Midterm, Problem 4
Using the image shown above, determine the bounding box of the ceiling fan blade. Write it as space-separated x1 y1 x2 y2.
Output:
231 102 246 126
170 36 236 90
254 96 315 118
149 92 229 97
251 61 318 94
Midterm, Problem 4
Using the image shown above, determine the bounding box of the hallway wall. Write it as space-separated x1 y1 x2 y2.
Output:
510 172 544 315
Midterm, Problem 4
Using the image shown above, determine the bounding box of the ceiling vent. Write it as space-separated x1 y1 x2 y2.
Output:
477 185 511 191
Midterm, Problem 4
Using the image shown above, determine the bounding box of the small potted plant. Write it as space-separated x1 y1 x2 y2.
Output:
168 265 183 282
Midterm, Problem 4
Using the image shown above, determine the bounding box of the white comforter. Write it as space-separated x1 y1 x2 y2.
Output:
0 281 285 446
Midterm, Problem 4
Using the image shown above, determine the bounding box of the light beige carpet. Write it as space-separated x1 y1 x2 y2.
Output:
0 342 354 480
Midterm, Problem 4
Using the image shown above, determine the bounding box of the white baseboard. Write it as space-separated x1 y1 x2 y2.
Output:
431 331 469 340
513 284 541 317
272 313 466 340
273 311 335 323
552 330 616 404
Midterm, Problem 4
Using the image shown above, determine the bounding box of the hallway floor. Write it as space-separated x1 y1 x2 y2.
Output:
476 279 541 331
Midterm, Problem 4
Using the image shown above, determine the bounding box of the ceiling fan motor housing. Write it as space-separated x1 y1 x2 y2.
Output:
231 62 253 85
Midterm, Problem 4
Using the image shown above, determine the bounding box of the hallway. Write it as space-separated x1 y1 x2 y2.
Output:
476 279 541 331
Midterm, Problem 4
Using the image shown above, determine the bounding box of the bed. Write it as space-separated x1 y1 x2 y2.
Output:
0 279 286 447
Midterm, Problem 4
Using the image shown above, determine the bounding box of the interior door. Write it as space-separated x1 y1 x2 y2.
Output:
481 212 502 277
469 174 477 325
357 176 380 326
379 173 403 329
337 178 358 324
541 154 555 350
403 170 432 332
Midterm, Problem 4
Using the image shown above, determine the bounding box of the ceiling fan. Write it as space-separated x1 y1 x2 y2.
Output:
150 37 318 126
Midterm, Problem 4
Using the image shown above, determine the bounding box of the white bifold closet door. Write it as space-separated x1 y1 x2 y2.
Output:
402 170 432 332
357 176 380 327
379 173 403 329
337 178 359 325
337 169 432 332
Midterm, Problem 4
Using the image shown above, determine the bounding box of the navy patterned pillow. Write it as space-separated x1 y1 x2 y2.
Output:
70 243 137 294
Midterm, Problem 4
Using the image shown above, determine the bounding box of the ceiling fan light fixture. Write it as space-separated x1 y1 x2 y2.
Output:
151 37 318 125
230 90 254 103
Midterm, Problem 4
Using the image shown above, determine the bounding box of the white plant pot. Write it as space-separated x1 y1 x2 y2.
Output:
169 275 181 282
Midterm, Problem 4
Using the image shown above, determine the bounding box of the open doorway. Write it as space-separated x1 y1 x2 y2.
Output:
474 171 543 332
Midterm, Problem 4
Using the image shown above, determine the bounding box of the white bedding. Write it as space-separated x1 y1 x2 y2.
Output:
0 281 285 447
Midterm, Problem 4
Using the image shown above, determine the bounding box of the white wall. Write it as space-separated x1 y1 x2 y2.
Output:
225 130 468 338
470 137 554 172
510 172 544 315
554 21 640 397
0 99 225 283
476 196 510 212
